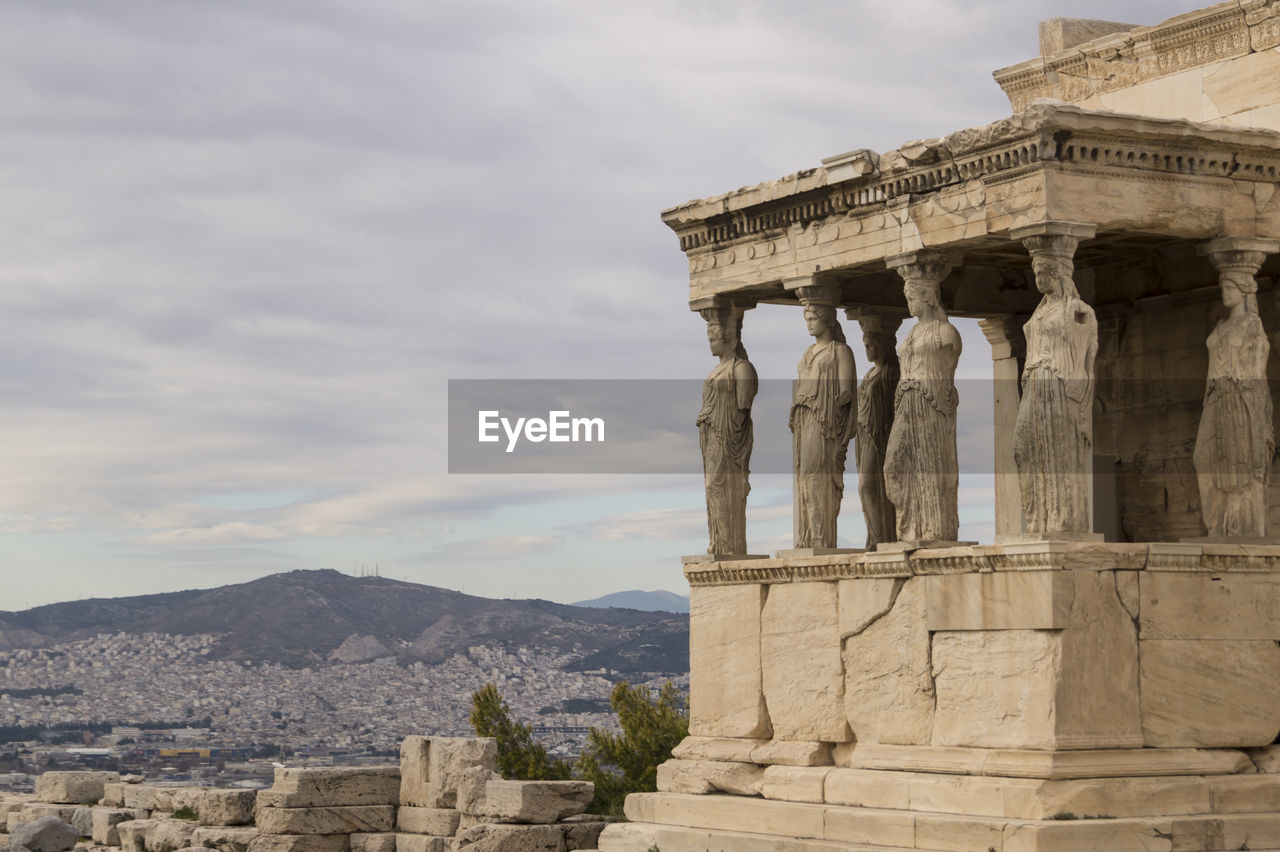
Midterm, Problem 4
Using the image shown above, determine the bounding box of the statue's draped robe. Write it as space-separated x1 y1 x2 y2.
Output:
856 361 899 548
790 341 856 548
1194 311 1273 536
885 322 960 541
1014 295 1097 534
698 357 757 553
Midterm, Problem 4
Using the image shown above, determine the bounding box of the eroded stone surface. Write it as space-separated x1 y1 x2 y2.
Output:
1141 638 1280 747
761 581 849 742
670 736 767 763
254 805 394 835
843 577 934 745
836 577 901 637
655 759 763 797
459 774 593 824
191 826 259 852
395 805 460 836
266 766 399 809
688 584 770 739
34 773 119 806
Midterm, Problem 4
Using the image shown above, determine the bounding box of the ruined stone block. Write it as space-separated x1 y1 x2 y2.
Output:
246 834 351 852
350 833 398 852
688 584 770 739
34 771 120 805
264 766 399 808
455 823 565 851
190 825 260 852
457 767 592 825
761 581 848 742
115 819 153 852
146 817 198 852
254 805 395 835
193 789 257 826
654 759 763 796
396 805 461 836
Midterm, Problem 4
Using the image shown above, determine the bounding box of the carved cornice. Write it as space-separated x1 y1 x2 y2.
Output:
993 2 1255 112
661 104 1280 259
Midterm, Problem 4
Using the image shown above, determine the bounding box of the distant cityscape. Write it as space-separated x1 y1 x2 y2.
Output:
0 631 687 791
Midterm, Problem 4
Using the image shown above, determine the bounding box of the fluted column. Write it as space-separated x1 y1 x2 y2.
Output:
1009 221 1098 538
1192 237 1280 538
979 316 1027 539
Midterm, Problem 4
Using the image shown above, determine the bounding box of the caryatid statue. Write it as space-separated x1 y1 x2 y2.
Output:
1012 224 1098 536
1193 238 1278 538
884 253 961 543
853 313 902 549
697 303 758 555
789 284 856 549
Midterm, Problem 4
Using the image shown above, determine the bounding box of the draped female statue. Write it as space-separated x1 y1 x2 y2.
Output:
789 303 856 548
1013 238 1097 534
1194 264 1273 537
697 306 758 554
884 274 961 542
855 315 901 549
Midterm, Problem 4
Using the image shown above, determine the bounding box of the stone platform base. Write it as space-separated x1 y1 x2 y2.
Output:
599 790 1280 851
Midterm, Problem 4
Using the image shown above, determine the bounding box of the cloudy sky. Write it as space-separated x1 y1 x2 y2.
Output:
0 0 1207 609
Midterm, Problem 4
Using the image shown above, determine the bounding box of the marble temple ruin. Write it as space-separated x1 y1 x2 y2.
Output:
600 2 1280 850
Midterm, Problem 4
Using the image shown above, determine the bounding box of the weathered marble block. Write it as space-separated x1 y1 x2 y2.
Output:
688 584 770 739
146 817 198 852
655 759 764 796
191 825 259 852
1140 638 1280 747
350 833 397 852
91 807 145 845
400 736 498 809
842 577 934 744
254 804 395 835
34 771 120 805
194 788 257 826
395 805 460 836
264 766 399 808
931 571 1141 749
760 581 848 742
247 834 352 852
457 766 594 824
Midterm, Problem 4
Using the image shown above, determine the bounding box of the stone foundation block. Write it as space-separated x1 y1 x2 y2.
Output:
192 789 256 826
1140 638 1280 747
69 805 93 838
455 823 565 851
123 786 162 811
100 782 125 808
146 818 197 852
246 834 351 852
670 735 767 763
264 767 400 808
562 817 611 851
689 584 771 739
760 766 829 803
458 773 593 824
35 771 120 805
115 819 152 852
748 740 831 767
1210 773 1280 812
91 807 145 845
396 805 460 836
655 759 764 796
843 577 934 744
401 736 498 809
394 834 449 852
190 826 259 852
761 581 849 742
1140 572 1280 639
19 804 80 824
350 832 398 852
932 572 1141 750
254 805 395 835
914 813 1003 852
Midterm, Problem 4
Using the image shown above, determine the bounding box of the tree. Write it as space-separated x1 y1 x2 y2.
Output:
575 680 689 817
469 684 572 780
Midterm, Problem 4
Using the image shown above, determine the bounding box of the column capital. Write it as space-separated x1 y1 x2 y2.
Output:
688 294 758 313
1009 221 1097 242
785 277 841 307
979 316 1027 361
1199 237 1280 273
886 249 959 283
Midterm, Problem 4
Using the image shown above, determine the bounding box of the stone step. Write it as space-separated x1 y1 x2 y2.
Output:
623 792 1280 851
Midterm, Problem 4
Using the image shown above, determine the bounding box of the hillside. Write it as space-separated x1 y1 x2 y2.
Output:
0 569 688 676
572 589 689 613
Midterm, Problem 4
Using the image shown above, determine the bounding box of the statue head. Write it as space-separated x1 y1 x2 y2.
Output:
1031 253 1077 297
702 306 747 358
1221 269 1259 314
903 279 942 320
803 304 846 343
859 315 902 366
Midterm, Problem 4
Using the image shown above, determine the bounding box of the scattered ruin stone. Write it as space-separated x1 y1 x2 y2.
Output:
33 774 118 807
10 816 78 852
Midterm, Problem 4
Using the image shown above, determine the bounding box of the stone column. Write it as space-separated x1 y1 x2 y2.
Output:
1192 237 1280 539
1009 221 1099 539
883 251 962 544
979 316 1026 539
785 278 857 552
848 310 902 549
694 298 759 556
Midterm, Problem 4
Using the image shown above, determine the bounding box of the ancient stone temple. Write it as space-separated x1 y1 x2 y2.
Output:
600 3 1280 851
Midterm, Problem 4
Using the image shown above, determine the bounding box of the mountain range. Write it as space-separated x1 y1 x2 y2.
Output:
0 570 688 676
572 589 689 613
